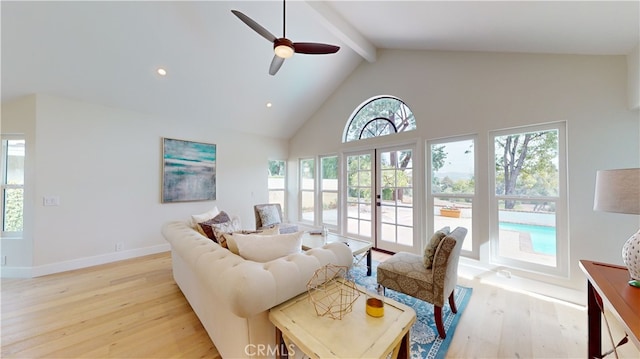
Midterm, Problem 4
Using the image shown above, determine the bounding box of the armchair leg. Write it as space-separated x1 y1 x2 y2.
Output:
434 306 446 339
434 293 457 339
448 292 458 314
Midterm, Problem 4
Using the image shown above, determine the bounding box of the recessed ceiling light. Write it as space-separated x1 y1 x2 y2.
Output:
157 68 167 76
266 102 272 108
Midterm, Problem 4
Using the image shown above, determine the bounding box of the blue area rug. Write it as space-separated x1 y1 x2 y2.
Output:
350 261 472 359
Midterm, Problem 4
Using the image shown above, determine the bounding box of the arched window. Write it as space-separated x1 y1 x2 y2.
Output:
343 96 416 143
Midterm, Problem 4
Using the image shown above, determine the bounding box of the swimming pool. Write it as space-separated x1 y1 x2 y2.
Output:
499 222 556 255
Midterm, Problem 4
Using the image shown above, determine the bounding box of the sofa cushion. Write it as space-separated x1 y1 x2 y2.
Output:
257 205 281 227
232 231 304 262
197 211 232 241
423 227 450 269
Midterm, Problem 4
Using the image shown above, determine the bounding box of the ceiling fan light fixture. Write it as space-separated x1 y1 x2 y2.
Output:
274 38 294 59
231 3 339 75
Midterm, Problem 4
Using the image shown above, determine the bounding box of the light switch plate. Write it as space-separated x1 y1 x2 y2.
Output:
43 196 60 206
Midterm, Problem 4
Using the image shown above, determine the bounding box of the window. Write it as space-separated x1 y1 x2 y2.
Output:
1 136 25 237
343 96 416 142
299 158 315 223
490 123 567 276
268 160 286 213
429 137 475 254
320 155 339 227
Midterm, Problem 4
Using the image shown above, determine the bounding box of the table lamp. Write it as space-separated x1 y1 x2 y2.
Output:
593 168 640 287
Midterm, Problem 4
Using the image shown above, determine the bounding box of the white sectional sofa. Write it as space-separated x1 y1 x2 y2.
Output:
162 220 353 358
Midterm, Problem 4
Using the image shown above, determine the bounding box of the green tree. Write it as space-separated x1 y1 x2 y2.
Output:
495 130 558 209
347 155 371 201
4 188 23 231
321 156 338 179
431 145 447 190
431 145 446 172
268 160 285 177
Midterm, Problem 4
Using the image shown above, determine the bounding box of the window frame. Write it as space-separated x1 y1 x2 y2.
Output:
489 122 568 277
1 135 25 239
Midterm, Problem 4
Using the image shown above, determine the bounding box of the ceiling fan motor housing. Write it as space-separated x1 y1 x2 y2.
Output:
274 38 294 58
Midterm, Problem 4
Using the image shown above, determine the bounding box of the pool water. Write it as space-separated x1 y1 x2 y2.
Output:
499 222 556 255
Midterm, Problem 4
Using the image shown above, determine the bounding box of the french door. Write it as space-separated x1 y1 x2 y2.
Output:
344 145 415 253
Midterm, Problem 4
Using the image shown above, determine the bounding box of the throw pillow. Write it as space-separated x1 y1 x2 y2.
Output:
191 207 220 235
198 211 234 242
423 227 450 269
256 225 279 235
219 225 279 252
217 229 231 249
257 205 281 227
233 231 304 262
277 223 299 234
221 232 240 254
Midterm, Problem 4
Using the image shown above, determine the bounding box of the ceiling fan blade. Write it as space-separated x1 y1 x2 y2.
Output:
269 55 285 76
293 42 340 55
231 10 277 43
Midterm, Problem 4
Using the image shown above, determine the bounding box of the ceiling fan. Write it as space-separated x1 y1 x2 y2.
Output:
231 0 340 76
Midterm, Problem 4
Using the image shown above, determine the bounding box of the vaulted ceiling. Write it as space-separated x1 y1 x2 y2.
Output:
2 1 638 139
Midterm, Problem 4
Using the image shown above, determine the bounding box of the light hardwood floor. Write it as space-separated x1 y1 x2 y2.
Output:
1 252 220 359
2 251 639 358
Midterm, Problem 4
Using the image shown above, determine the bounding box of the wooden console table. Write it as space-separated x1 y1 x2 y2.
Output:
579 260 640 358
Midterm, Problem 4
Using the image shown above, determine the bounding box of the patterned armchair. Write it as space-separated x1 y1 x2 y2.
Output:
377 227 467 339
253 203 298 233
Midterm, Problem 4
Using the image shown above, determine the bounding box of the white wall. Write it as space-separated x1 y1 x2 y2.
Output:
1 94 287 277
290 50 640 301
628 43 640 110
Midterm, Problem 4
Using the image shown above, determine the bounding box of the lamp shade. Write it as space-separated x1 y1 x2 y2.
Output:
593 168 640 215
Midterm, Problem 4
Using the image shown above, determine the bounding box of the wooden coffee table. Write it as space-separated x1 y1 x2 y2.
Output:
302 232 374 275
269 278 416 359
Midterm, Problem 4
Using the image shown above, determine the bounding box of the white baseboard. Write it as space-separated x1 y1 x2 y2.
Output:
0 243 170 278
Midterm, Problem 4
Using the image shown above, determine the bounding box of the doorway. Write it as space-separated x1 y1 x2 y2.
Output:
344 145 415 253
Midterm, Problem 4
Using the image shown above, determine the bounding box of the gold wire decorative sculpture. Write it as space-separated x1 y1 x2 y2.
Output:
306 264 360 320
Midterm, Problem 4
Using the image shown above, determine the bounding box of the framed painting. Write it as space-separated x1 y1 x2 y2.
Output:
162 137 216 203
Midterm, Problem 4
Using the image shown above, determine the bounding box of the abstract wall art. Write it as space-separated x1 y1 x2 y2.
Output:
162 137 216 203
